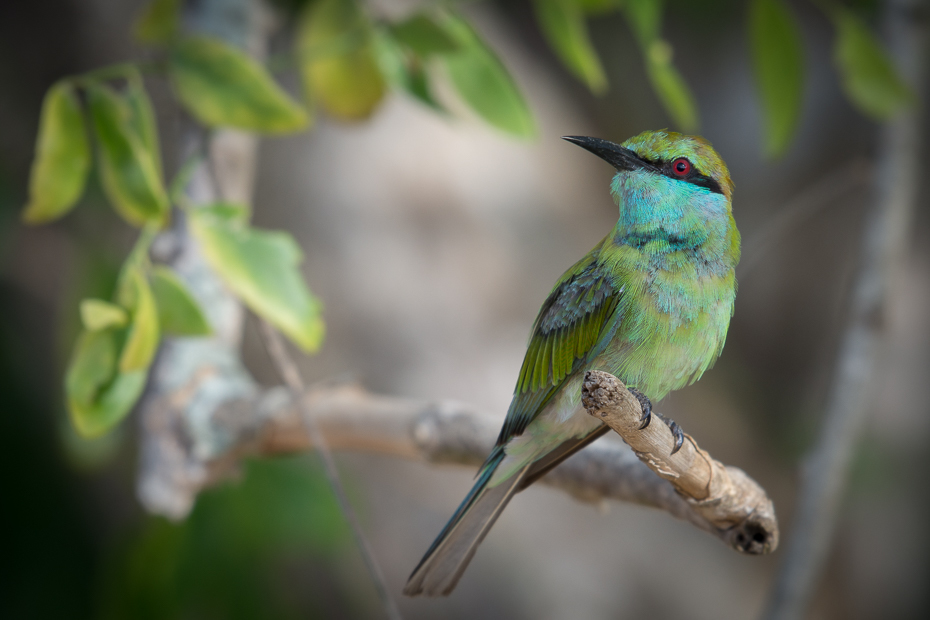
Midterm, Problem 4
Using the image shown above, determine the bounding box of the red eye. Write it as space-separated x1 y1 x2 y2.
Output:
671 157 691 177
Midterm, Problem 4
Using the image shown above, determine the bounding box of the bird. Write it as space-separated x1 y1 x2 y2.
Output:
403 130 740 597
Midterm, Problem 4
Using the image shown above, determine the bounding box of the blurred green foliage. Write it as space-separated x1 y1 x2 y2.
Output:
749 0 804 157
169 36 310 133
190 204 326 353
21 81 90 224
96 458 355 620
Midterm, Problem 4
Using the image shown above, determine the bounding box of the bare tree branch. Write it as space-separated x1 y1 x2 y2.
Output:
139 364 778 555
764 0 928 617
138 0 264 519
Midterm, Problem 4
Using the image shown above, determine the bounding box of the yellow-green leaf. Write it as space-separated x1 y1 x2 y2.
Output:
832 8 914 120
390 13 460 56
87 84 169 227
134 0 181 45
65 328 147 438
750 0 805 157
297 0 386 121
440 12 536 138
125 71 163 179
151 265 212 336
80 298 129 331
534 0 607 93
645 40 699 132
190 208 325 353
169 36 309 133
118 268 160 372
22 81 91 224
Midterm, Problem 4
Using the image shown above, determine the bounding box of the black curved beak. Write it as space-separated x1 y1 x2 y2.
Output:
562 136 656 173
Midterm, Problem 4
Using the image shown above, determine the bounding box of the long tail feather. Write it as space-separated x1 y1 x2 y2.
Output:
404 427 608 597
404 449 527 597
520 425 609 489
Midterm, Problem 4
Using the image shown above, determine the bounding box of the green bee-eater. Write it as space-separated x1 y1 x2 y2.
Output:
404 130 740 597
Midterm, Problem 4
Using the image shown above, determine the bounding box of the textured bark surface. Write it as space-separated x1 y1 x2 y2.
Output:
581 370 778 555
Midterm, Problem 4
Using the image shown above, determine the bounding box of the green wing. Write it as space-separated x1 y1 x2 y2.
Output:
496 246 623 446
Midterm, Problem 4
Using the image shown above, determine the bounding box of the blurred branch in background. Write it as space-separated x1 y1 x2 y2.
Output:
139 0 259 524
139 364 778 556
138 4 403 616
764 0 929 617
738 158 870 280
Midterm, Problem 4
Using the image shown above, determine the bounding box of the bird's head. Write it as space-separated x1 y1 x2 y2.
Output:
563 130 733 203
564 130 737 257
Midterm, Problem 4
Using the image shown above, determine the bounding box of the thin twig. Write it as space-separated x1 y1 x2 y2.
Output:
258 321 404 620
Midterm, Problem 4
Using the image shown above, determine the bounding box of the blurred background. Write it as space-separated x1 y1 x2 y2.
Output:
1 0 928 618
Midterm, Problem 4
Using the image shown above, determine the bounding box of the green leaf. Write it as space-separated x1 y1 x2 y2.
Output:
118 268 160 372
87 83 169 227
578 0 623 15
750 0 805 157
66 253 160 438
65 328 147 438
151 266 212 336
374 30 443 111
534 0 607 93
390 13 460 56
125 71 163 179
297 0 386 121
169 36 309 133
198 201 251 222
645 40 699 132
621 0 698 131
80 299 129 331
133 0 181 45
832 8 914 120
623 0 663 48
440 12 536 138
402 62 442 111
22 81 91 224
190 208 325 353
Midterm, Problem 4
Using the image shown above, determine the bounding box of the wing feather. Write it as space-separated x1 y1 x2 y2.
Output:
495 246 623 447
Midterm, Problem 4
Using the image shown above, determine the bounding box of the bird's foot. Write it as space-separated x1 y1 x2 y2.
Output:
628 387 653 430
628 387 684 455
653 412 685 455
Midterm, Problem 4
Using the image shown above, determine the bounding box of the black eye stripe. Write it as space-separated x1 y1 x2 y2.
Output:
684 175 724 194
649 157 723 195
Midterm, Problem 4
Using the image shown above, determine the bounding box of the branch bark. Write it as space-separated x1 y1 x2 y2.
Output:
138 0 265 518
582 371 778 554
139 363 778 555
